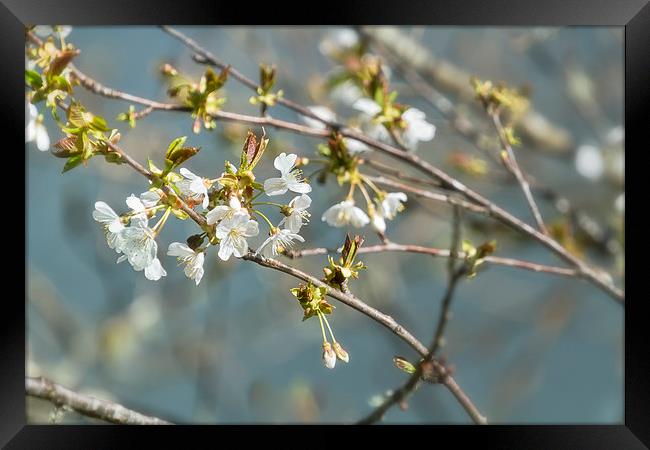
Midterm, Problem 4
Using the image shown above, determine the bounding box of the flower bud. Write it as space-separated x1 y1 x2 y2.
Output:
161 63 178 77
332 342 349 363
322 342 336 369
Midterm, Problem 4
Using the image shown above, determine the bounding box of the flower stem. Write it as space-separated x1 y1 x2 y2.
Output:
152 207 172 238
322 313 337 343
357 181 373 209
317 311 328 344
253 209 275 230
360 175 384 197
252 201 285 208
346 181 357 201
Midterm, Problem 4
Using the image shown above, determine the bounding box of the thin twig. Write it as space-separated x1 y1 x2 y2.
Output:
286 243 578 278
26 376 172 425
490 110 549 235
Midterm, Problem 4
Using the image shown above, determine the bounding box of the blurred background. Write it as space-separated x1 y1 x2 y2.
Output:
26 26 624 424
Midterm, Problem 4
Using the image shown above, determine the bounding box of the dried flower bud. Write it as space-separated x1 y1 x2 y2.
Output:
322 342 336 369
332 341 349 363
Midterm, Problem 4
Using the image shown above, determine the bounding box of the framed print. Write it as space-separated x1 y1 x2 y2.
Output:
3 0 647 447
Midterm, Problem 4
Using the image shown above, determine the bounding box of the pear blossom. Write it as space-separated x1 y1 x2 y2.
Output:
400 108 436 150
256 228 305 258
279 194 311 233
301 106 336 130
167 242 205 285
33 25 72 39
26 104 50 151
263 153 312 196
177 168 210 209
321 200 369 228
206 196 246 225
215 212 259 261
92 201 125 251
381 192 408 220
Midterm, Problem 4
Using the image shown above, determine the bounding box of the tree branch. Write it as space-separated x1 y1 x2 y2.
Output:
26 376 172 425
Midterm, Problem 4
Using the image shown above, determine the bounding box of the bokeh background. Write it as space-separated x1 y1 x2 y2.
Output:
26 26 624 424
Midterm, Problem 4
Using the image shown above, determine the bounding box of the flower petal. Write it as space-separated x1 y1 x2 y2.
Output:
273 153 297 174
263 177 288 196
167 242 195 257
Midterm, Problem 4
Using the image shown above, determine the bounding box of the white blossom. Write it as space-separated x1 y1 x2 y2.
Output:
321 200 369 228
116 221 158 272
369 203 386 234
144 258 167 281
345 136 370 155
319 28 359 57
381 192 408 220
92 201 124 251
401 108 436 150
256 228 305 258
353 98 382 117
26 104 50 151
167 242 205 285
33 25 72 39
302 106 336 130
330 80 363 106
279 194 311 233
263 153 312 196
206 196 246 225
575 144 604 180
125 194 149 223
353 98 390 142
322 342 337 369
177 168 210 209
140 190 162 208
215 212 259 261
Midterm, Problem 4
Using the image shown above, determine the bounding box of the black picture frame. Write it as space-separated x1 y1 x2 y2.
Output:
5 0 647 447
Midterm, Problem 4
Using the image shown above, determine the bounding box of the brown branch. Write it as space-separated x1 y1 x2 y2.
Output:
358 206 482 424
26 376 172 425
287 243 578 278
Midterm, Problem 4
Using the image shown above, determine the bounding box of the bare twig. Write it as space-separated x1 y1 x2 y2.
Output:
489 110 549 235
26 376 172 425
287 243 578 278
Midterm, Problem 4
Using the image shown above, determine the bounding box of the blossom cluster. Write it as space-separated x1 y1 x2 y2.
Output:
92 132 312 286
